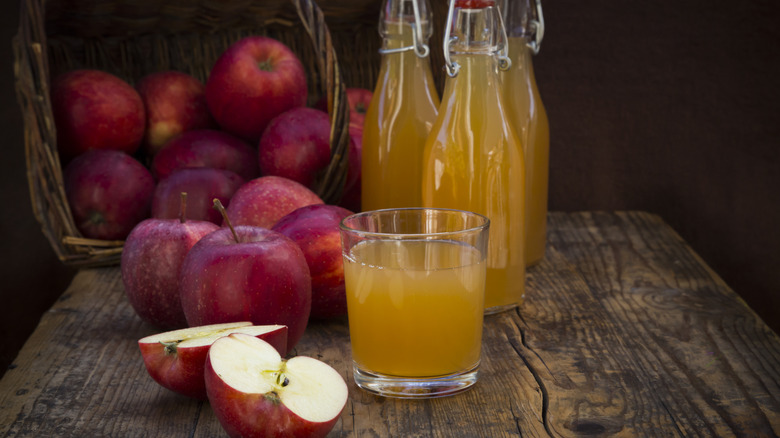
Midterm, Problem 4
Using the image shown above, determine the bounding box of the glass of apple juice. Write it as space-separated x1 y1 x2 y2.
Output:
339 208 489 398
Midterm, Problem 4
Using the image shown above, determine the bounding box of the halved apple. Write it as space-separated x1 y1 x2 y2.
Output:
138 322 287 400
205 333 348 438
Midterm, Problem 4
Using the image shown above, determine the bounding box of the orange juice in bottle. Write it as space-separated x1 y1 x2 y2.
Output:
362 0 440 211
501 0 550 265
422 0 526 313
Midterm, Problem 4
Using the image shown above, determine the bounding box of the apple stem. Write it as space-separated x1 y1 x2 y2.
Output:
179 192 188 224
213 198 241 243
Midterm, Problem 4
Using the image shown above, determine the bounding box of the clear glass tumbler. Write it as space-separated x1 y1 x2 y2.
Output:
339 208 490 398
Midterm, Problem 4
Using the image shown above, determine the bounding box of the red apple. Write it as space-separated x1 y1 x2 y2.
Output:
121 198 219 329
136 70 215 156
51 69 145 161
63 150 154 240
179 224 312 354
150 129 259 181
272 204 353 320
258 107 331 189
206 36 307 143
138 322 288 400
152 168 245 225
205 333 348 438
345 87 372 126
315 87 373 127
225 176 324 229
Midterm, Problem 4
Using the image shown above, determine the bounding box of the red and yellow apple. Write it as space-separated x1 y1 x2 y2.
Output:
138 322 287 400
150 129 259 181
345 87 372 127
258 107 332 189
179 224 312 354
135 70 214 156
63 149 155 240
206 36 307 143
51 69 145 161
205 333 347 438
315 87 372 128
225 175 324 229
272 204 353 320
151 168 245 225
121 208 219 329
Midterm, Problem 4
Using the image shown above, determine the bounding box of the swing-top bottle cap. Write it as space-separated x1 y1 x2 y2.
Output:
454 0 495 8
444 0 511 75
447 0 505 55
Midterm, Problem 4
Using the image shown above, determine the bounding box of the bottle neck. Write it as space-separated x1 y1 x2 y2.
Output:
506 36 532 67
439 56 503 130
499 0 533 38
499 0 543 53
445 53 502 93
444 1 510 76
379 0 433 56
381 23 431 52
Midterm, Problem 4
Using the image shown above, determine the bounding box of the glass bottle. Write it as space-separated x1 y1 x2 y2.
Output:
500 0 550 266
422 0 526 314
361 0 440 211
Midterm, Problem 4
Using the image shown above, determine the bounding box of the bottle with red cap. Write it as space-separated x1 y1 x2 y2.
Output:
421 0 527 314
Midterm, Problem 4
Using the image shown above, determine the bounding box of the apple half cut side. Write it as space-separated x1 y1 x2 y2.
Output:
205 333 348 438
138 322 288 400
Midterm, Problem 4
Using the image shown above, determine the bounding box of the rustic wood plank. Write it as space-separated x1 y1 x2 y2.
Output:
1 211 778 437
539 211 780 436
0 269 205 437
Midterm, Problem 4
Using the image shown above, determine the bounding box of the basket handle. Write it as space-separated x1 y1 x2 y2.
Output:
291 0 350 204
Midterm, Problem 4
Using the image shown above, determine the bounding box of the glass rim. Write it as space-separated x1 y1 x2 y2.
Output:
339 207 490 239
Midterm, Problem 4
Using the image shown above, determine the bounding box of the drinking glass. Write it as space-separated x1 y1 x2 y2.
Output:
340 208 489 398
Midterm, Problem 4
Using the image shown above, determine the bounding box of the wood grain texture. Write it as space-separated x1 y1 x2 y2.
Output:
1 212 778 437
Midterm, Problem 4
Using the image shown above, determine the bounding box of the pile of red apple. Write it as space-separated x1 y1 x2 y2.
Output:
49 35 373 436
54 35 369 242
51 35 372 325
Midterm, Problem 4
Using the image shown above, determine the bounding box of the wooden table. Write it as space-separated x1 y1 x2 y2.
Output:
2 211 779 437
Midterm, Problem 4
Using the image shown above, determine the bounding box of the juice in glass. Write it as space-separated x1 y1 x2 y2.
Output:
361 13 440 211
344 239 485 377
340 207 489 398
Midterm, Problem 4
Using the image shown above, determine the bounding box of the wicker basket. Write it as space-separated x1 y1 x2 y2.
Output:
12 0 400 268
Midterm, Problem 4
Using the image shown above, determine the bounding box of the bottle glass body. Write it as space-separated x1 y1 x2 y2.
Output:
422 3 526 313
362 1 440 211
501 0 550 266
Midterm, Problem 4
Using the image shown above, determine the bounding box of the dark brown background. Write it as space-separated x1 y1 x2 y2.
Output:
2 0 778 376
